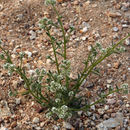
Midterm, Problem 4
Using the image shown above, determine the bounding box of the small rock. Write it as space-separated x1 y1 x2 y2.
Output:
107 64 112 67
0 4 3 11
0 126 8 130
28 70 35 75
125 38 130 46
85 1 90 6
88 45 92 51
107 11 122 18
104 105 109 110
121 5 128 12
113 62 120 69
33 117 40 123
34 127 40 130
113 27 119 32
63 122 74 129
98 108 105 115
46 59 51 65
17 14 23 21
12 80 18 89
53 125 60 130
11 121 17 128
15 98 21 105
97 118 120 129
25 51 32 57
87 111 92 116
113 34 120 39
81 36 87 41
0 100 11 118
122 24 129 28
78 111 83 116
107 99 116 105
103 114 109 119
126 104 129 107
111 113 116 118
81 27 88 33
64 23 69 31
73 1 79 5
29 30 36 40
107 79 113 84
40 122 45 127
61 3 67 7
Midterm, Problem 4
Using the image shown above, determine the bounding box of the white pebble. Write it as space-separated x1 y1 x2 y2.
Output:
33 117 40 123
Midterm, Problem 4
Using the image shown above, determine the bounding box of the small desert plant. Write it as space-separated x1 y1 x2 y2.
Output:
0 0 129 120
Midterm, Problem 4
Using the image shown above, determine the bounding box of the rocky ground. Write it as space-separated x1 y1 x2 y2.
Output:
0 0 130 129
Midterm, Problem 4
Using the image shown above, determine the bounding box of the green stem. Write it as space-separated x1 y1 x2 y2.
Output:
70 88 122 111
15 67 50 105
52 5 67 60
47 31 60 74
76 34 130 90
52 5 70 89
0 46 13 64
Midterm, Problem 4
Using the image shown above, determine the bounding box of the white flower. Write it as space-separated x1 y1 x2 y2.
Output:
57 75 63 81
58 114 65 119
68 91 74 97
67 112 72 118
46 112 52 119
50 81 55 86
50 86 56 92
61 105 68 112
55 98 61 103
51 107 57 113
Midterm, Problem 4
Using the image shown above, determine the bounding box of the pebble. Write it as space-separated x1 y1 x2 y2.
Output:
97 118 120 129
25 51 32 57
107 99 116 105
98 108 105 115
81 27 88 33
107 79 113 84
63 122 74 129
126 104 129 107
0 126 8 130
46 59 51 65
53 125 60 130
28 70 35 75
107 11 122 18
32 117 40 123
0 4 3 11
111 113 116 118
113 62 120 69
11 121 17 128
122 24 129 28
121 6 128 12
12 80 18 89
81 36 87 41
29 30 36 40
88 45 92 51
15 98 21 105
78 111 83 116
73 1 79 5
17 14 23 21
113 27 119 32
40 122 45 127
104 105 109 110
85 1 90 6
91 104 95 111
125 38 130 46
113 34 120 39
107 64 112 67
